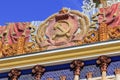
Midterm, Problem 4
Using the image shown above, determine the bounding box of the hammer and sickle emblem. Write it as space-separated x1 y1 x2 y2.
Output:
52 20 71 39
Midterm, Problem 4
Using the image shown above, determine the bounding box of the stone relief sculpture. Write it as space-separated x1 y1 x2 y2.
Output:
36 8 90 50
0 0 120 58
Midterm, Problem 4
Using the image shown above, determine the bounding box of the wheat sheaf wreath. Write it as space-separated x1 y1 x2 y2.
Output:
36 8 90 47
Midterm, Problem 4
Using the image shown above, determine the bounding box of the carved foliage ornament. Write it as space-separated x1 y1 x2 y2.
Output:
8 69 21 80
32 65 45 80
97 56 111 71
70 60 84 75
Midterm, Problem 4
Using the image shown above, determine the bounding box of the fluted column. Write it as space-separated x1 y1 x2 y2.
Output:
60 75 66 80
32 65 45 80
86 72 93 80
8 69 21 80
115 69 120 80
70 60 84 80
96 56 111 80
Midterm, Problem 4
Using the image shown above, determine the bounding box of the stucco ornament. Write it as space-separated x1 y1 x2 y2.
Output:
36 8 90 50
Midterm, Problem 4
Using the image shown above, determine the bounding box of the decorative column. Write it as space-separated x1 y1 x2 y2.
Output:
115 69 120 80
47 78 54 80
70 60 84 80
8 69 21 80
86 72 93 80
60 75 66 80
32 65 45 80
96 56 111 80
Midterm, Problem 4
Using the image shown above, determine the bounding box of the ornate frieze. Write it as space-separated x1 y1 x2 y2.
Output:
0 4 120 58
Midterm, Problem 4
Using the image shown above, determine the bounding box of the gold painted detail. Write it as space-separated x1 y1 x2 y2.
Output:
0 8 120 59
0 41 120 72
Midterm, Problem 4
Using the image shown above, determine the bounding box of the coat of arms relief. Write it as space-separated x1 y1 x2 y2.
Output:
0 0 120 58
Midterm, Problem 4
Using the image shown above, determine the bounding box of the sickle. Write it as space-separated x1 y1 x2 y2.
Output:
36 9 90 46
52 20 71 39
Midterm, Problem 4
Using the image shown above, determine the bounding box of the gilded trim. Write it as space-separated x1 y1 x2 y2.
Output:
0 40 120 72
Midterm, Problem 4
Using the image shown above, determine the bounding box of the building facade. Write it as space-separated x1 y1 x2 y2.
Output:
0 0 120 80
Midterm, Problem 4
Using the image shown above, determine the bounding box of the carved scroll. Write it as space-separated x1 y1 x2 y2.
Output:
70 60 84 80
115 69 120 80
108 26 120 39
97 56 111 80
8 69 21 80
84 30 98 43
32 65 45 80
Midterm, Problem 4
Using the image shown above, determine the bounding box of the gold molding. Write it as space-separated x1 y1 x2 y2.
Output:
0 41 120 72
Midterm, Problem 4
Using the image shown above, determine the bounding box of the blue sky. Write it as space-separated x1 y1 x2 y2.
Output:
0 0 83 25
